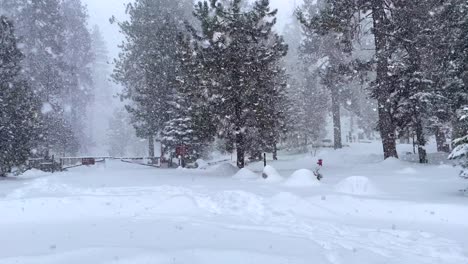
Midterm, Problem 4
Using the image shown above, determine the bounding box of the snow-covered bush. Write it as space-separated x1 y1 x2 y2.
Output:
449 107 468 182
449 135 468 179
262 165 283 182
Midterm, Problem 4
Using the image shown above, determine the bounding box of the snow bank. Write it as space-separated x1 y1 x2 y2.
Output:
334 176 381 195
20 169 50 179
233 168 258 180
262 165 283 182
208 163 239 177
396 167 418 175
195 159 209 170
284 169 321 187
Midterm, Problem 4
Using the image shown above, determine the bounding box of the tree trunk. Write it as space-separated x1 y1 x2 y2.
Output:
273 144 278 160
236 132 245 168
148 135 155 158
331 87 342 149
415 120 428 163
233 83 245 168
451 117 465 150
372 0 398 159
452 117 464 141
435 127 448 153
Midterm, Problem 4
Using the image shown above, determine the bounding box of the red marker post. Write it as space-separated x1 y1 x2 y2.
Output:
317 159 323 167
315 159 324 181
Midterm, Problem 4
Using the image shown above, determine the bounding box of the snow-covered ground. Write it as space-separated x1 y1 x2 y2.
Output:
1 142 467 264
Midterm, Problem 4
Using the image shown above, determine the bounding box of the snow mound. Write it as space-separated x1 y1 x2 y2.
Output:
396 167 418 175
334 176 381 195
208 163 239 177
284 169 321 187
20 169 50 179
262 165 283 182
195 159 209 170
233 168 259 180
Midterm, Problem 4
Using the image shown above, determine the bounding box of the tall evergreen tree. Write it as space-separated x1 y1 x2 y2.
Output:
162 34 218 160
113 0 193 158
9 0 81 156
297 0 362 150
90 25 115 154
449 106 468 191
188 0 288 168
435 0 468 147
282 17 329 150
1 0 95 156
388 1 431 163
296 0 443 159
61 0 94 154
0 16 40 176
107 109 134 157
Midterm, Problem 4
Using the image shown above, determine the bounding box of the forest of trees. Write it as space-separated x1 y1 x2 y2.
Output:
0 0 125 175
113 0 289 168
1 0 468 174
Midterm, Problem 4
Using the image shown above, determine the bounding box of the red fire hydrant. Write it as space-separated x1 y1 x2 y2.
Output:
317 159 323 167
315 159 324 181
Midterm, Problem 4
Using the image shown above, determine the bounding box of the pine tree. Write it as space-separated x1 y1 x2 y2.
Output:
61 0 94 154
435 0 468 147
162 34 217 160
90 25 114 153
282 17 329 150
295 0 445 159
107 109 134 157
91 25 112 104
11 0 81 156
386 1 433 163
297 0 360 150
2 0 96 156
449 107 468 189
0 16 40 176
188 0 288 168
245 58 289 160
113 0 193 158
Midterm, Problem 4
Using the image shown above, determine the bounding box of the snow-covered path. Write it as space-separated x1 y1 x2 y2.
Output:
1 144 467 264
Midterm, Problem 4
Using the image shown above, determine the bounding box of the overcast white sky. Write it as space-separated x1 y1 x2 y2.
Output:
83 0 300 59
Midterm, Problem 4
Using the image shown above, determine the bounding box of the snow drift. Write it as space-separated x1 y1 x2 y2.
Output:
284 169 321 187
334 176 381 195
195 159 209 170
262 165 283 182
233 168 259 180
208 163 239 177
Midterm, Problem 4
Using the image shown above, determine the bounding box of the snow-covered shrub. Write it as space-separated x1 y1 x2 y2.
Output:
449 107 468 183
284 169 321 187
449 135 468 179
262 165 283 182
233 168 258 180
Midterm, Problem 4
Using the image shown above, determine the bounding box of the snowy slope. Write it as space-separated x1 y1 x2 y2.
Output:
0 142 467 264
